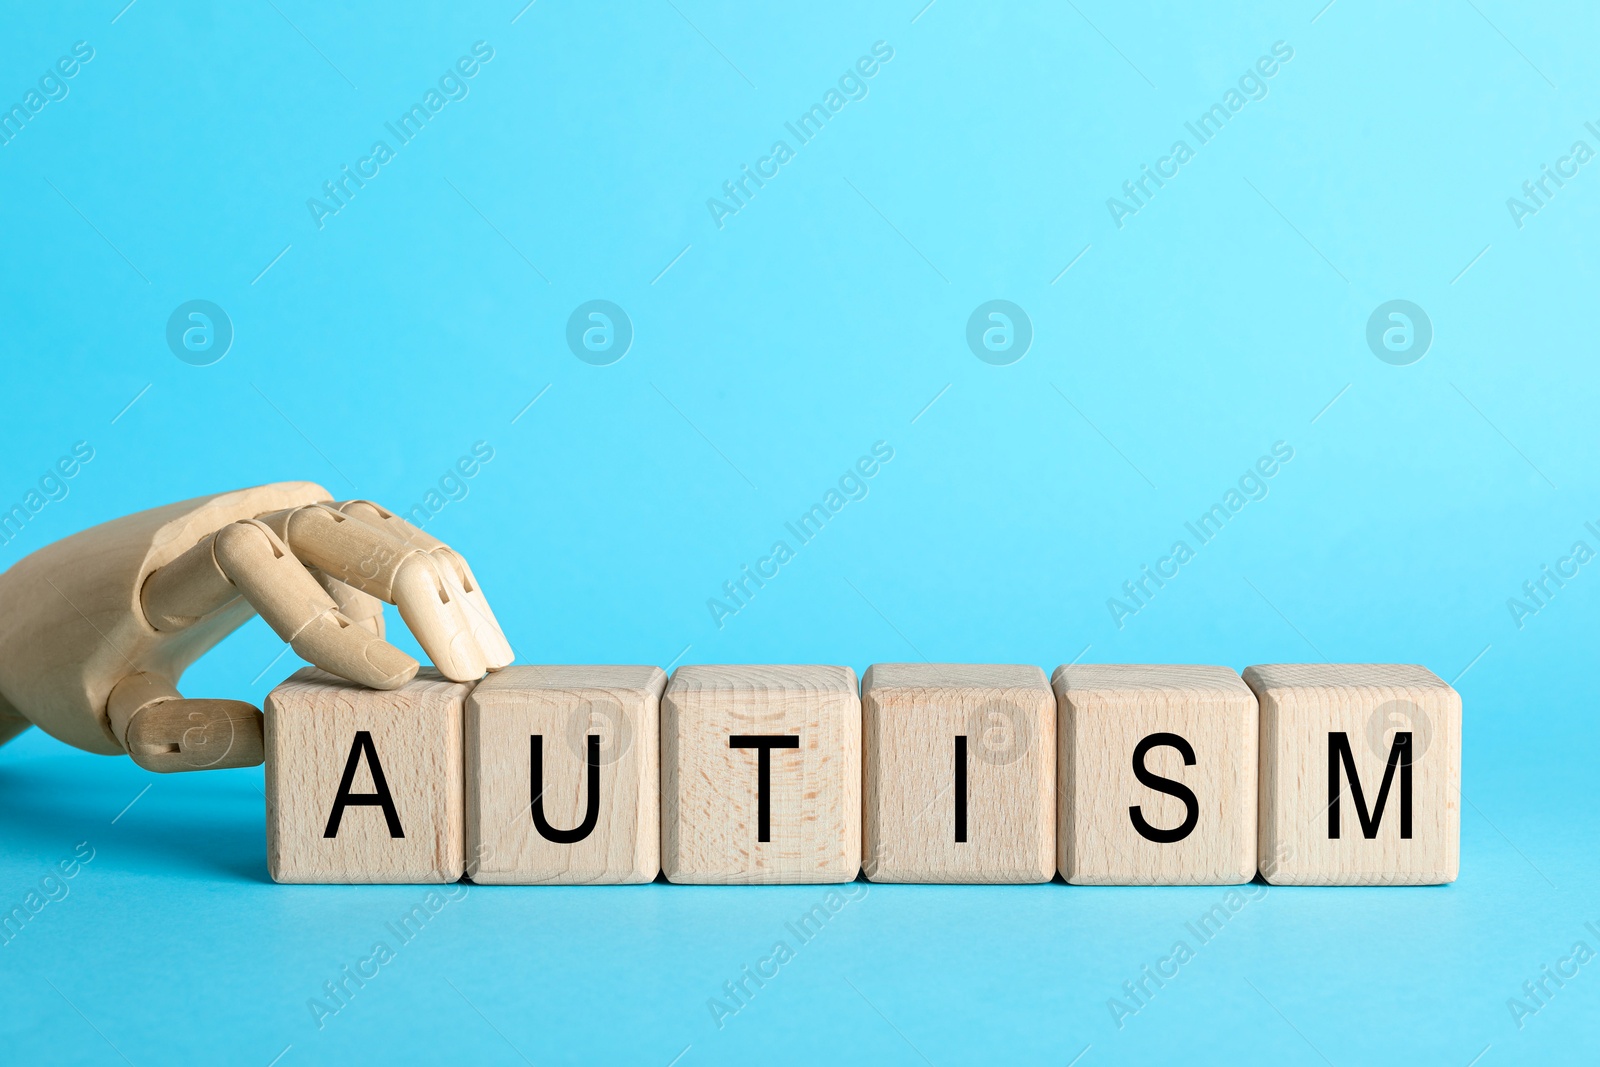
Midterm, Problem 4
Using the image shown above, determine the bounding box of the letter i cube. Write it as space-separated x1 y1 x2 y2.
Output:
862 664 1055 882
265 667 467 884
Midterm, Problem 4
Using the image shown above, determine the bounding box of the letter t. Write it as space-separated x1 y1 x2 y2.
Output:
729 735 801 842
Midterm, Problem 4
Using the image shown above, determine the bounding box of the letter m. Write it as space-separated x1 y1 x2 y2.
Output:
1196 503 1229 537
1328 731 1412 839
796 504 829 537
398 103 429 136
795 103 829 137
796 904 828 936
0 103 29 139
1 505 29 538
1195 102 1229 136
1 905 28 938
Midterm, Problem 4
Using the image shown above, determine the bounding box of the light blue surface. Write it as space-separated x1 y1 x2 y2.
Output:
2 1 1597 1063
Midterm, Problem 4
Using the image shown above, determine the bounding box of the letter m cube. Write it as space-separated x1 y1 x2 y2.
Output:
1245 664 1460 885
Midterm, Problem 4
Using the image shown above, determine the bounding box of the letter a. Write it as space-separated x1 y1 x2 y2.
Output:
324 731 404 838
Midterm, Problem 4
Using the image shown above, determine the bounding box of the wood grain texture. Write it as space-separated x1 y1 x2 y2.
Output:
266 666 467 884
661 665 860 884
1244 663 1460 886
0 482 329 754
862 664 1054 883
1054 664 1257 885
123 697 264 773
466 665 664 885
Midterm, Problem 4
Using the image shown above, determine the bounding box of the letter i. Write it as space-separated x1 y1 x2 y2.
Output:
954 736 968 843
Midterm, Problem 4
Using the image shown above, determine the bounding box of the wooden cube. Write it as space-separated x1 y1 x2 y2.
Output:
1246 663 1460 885
265 667 467 884
661 665 860 884
465 665 664 885
862 664 1054 883
1054 665 1257 885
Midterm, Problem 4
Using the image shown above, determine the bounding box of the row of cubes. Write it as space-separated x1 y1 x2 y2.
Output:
264 662 1460 886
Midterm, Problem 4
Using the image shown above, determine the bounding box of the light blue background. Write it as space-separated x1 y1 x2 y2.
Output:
2 1 1597 1063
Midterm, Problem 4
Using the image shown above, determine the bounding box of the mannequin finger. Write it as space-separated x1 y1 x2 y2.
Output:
335 500 514 668
257 503 412 600
108 672 264 773
213 520 417 689
259 504 489 681
140 531 244 631
337 499 440 552
391 550 487 681
429 548 514 669
312 569 385 638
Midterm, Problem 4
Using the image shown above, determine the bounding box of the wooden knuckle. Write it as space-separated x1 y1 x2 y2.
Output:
213 518 288 570
337 499 392 523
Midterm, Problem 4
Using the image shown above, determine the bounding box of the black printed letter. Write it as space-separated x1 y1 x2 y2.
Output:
324 731 404 838
729 734 800 842
1328 731 1412 839
954 735 969 843
1128 732 1199 844
530 735 601 844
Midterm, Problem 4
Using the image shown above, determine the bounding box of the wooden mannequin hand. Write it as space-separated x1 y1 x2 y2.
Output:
0 482 512 772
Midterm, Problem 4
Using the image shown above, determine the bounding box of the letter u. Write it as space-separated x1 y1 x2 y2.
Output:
530 735 600 844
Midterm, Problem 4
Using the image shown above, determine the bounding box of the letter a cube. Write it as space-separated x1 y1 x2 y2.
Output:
465 665 664 884
1245 664 1460 885
265 667 467 884
661 665 860 884
1055 665 1258 885
862 664 1055 882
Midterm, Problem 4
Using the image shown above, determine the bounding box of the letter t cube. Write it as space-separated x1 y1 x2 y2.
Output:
661 665 860 884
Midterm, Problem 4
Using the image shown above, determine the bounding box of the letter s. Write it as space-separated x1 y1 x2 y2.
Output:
72 440 95 462
871 440 894 462
1271 40 1294 61
472 40 495 62
472 440 495 462
73 41 95 62
1271 440 1294 461
872 40 895 62
1128 733 1199 844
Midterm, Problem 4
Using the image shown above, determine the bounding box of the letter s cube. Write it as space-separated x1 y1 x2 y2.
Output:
1055 665 1257 885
